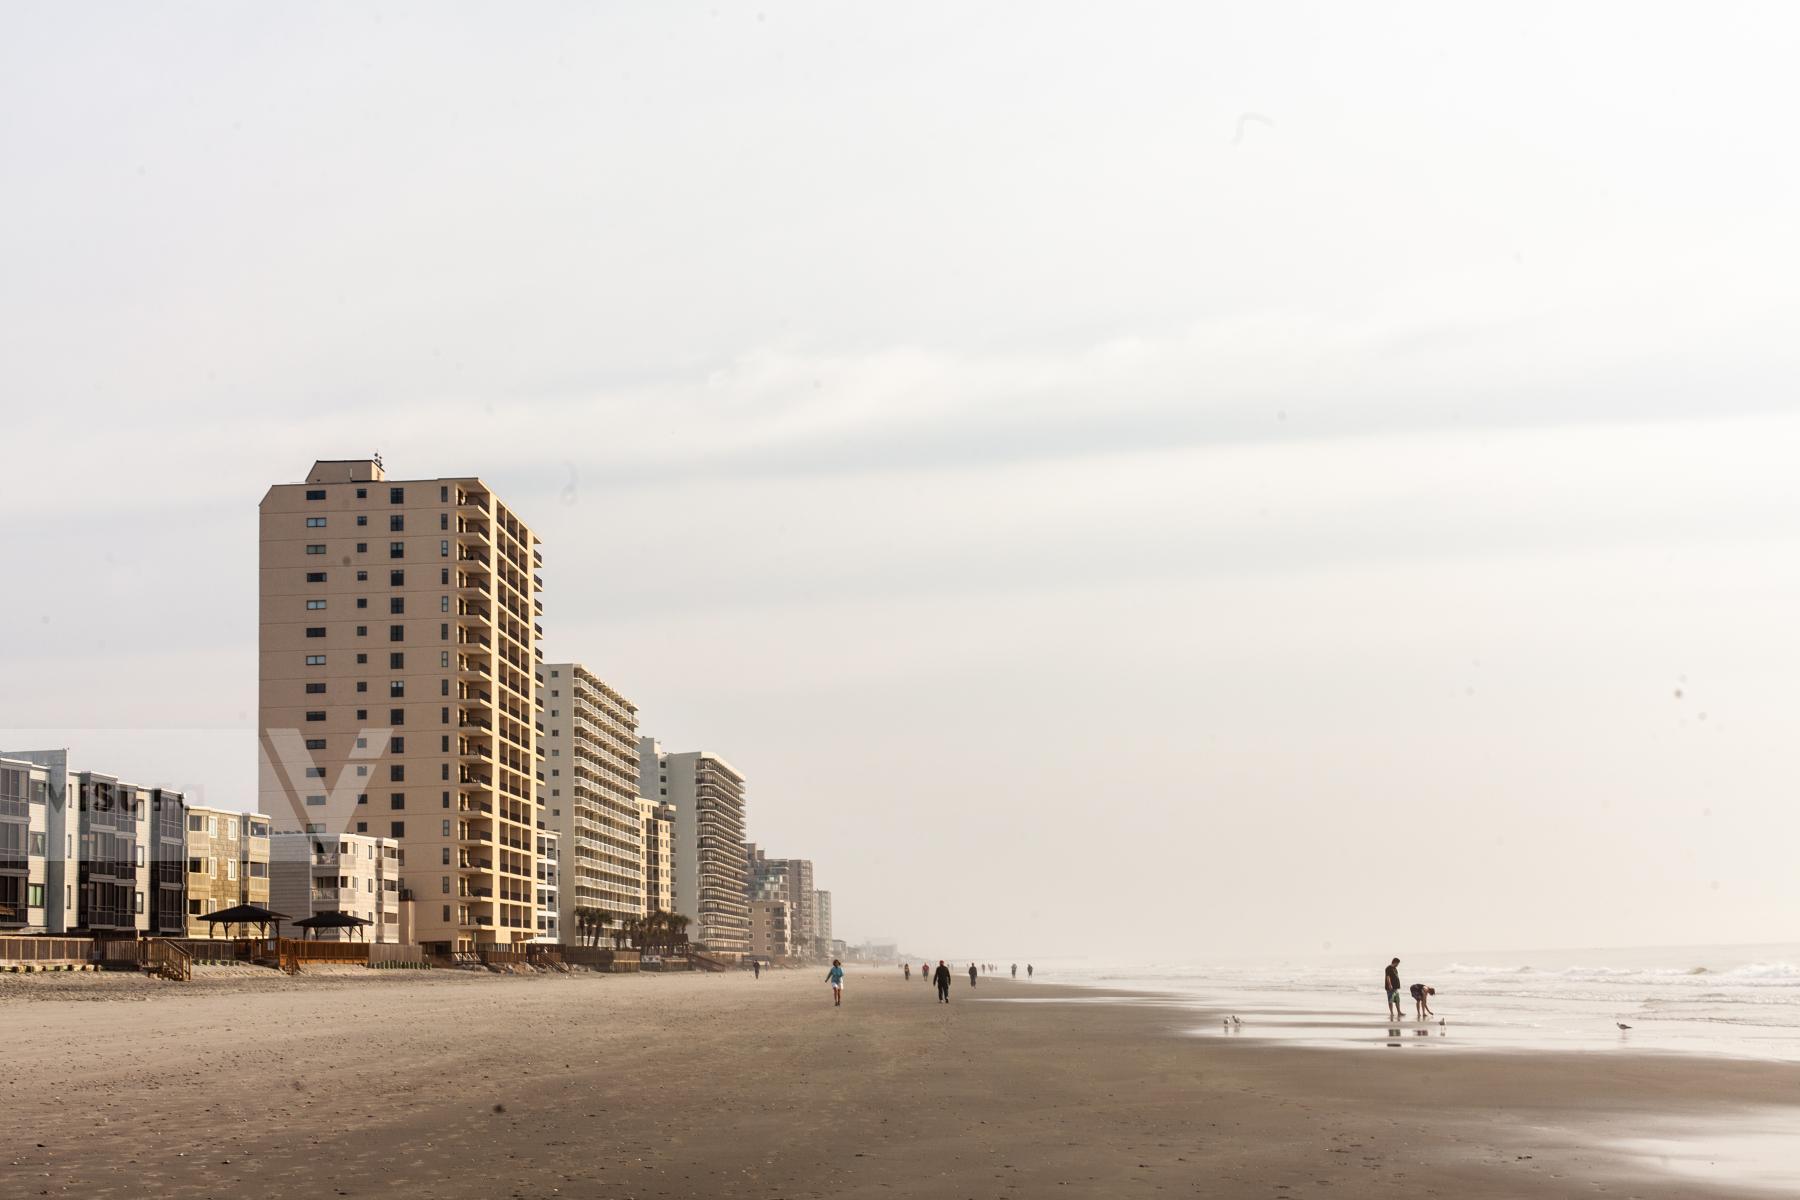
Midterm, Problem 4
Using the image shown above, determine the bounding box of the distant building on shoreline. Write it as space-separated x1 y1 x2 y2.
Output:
183 805 271 936
639 740 750 960
540 664 647 934
258 458 543 953
269 830 401 942
812 889 833 957
747 846 817 959
749 897 795 960
639 797 676 916
0 749 186 937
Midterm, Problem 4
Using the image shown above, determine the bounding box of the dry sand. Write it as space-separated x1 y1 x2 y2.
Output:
1 965 1795 1198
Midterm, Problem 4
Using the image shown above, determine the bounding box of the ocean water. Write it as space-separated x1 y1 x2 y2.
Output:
1031 942 1800 1060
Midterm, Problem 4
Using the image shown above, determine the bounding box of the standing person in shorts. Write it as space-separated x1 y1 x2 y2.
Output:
826 959 845 1007
1384 958 1404 1020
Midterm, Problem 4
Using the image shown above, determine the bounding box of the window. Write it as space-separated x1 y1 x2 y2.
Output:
357 793 368 806
305 767 325 778
306 516 327 528
440 540 450 557
356 542 367 553
355 709 367 720
356 514 368 526
390 708 404 725
390 792 405 809
306 489 326 500
227 859 236 880
305 544 326 555
390 821 405 838
355 765 368 776
439 651 450 669
305 627 325 638
29 831 46 856
305 795 326 807
306 571 327 582
442 824 452 840
389 766 405 782
390 737 405 753
305 654 326 665
356 625 368 637
443 905 451 921
306 599 326 610
390 625 404 642
440 568 449 585
390 680 405 697
390 570 405 586
356 653 368 665
304 738 326 750
134 892 144 914
390 515 405 532
390 487 405 504
440 512 449 530
439 622 448 640
356 569 368 581
356 597 368 609
355 680 367 692
355 737 368 749
390 597 405 614
390 541 405 559
441 876 450 893
440 596 449 612
357 822 368 833
188 856 203 873
305 711 326 722
356 487 367 499
305 682 326 694
440 486 449 502
390 652 405 669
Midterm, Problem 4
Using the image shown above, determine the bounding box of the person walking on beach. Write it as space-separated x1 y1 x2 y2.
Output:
1384 958 1403 1020
1027 964 1033 978
934 960 953 1003
753 960 761 980
1410 982 1435 1020
968 962 979 988
904 962 911 981
1011 962 1017 979
826 959 845 1007
921 962 929 981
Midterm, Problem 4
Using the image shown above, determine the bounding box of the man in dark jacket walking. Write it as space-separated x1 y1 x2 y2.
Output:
933 960 953 1003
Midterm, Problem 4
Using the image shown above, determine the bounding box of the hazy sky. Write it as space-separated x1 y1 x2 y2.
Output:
5 3 1800 959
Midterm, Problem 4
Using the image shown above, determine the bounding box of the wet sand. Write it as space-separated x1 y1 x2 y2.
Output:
2 966 1795 1198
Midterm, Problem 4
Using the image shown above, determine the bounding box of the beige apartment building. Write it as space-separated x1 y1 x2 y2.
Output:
638 740 750 959
269 830 402 941
259 458 542 952
541 664 646 933
183 805 272 935
749 898 795 961
748 846 816 958
638 797 675 915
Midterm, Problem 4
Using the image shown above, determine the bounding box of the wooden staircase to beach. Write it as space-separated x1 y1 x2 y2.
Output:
141 939 192 982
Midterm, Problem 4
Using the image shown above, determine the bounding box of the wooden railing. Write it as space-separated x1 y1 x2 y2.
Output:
368 943 429 969
142 939 192 982
0 936 92 966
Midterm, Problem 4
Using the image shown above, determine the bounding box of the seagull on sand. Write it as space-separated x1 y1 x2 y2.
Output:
1231 1015 1242 1025
1616 1022 1633 1030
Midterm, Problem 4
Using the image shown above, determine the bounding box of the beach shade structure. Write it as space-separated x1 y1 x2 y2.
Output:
293 911 372 941
197 903 290 940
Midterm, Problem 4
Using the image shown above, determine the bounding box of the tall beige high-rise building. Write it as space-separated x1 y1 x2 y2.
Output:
638 797 676 915
259 458 542 952
540 664 645 932
638 739 750 959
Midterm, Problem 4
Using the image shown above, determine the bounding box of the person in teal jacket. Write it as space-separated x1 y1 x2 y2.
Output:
826 959 845 1007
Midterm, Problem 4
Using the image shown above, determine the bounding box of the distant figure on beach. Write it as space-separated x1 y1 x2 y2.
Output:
968 962 979 988
1011 963 1017 979
753 960 761 980
921 962 929 981
904 962 911 981
934 960 953 1003
1384 958 1403 1020
826 959 844 1007
1028 964 1034 978
1410 982 1435 1020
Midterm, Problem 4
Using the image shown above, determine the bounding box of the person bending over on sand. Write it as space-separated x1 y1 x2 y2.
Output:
969 962 979 988
934 960 953 1003
1410 982 1435 1020
826 959 845 1007
1384 958 1403 1020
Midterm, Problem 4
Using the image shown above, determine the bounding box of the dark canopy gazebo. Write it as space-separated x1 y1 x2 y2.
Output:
293 911 373 941
197 903 289 939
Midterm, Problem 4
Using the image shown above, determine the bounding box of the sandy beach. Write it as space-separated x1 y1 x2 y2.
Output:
2 966 1795 1198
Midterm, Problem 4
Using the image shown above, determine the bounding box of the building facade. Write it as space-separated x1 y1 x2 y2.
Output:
638 797 675 916
259 458 542 952
748 846 816 959
183 806 272 934
0 756 54 934
0 749 186 937
269 830 401 941
639 740 750 959
540 664 646 934
749 898 795 961
533 828 560 943
812 889 832 956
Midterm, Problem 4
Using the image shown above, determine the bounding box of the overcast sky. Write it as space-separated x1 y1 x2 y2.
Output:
5 3 1799 959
